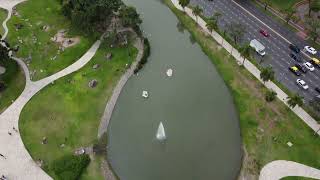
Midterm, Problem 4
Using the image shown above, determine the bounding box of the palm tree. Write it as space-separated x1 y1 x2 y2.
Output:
192 5 203 23
284 6 296 24
179 0 190 11
240 44 251 64
227 22 246 45
265 90 277 102
306 18 320 42
287 94 303 108
206 19 216 33
260 66 275 83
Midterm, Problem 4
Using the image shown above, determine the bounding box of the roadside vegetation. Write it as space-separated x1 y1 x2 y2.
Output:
0 8 7 35
166 0 320 179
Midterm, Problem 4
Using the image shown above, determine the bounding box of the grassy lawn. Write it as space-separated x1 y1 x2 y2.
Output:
0 59 25 113
0 8 7 35
7 0 94 81
268 0 301 11
19 39 138 179
165 0 320 179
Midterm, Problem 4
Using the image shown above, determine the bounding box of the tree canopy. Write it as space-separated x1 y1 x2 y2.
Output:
119 6 142 31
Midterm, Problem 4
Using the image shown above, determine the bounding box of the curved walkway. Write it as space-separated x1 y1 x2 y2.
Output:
0 1 102 178
259 160 320 180
170 0 320 179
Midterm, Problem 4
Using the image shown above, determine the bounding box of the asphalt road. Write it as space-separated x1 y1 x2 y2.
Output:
189 0 320 102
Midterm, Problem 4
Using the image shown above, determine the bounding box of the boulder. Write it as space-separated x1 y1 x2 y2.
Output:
93 64 100 69
88 79 98 88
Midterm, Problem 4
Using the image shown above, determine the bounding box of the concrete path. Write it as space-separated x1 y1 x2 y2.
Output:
259 160 320 180
170 0 320 179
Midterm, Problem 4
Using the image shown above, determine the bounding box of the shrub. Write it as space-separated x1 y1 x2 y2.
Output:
265 90 277 102
50 154 90 180
134 38 151 73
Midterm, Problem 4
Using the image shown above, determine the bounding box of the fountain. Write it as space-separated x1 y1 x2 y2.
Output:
156 122 166 141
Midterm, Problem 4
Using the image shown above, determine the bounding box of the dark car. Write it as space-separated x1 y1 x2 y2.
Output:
295 64 307 73
315 87 320 94
290 53 302 62
289 44 300 53
289 66 301 76
259 29 269 37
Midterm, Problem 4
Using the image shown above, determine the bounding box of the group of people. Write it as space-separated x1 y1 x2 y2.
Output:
0 175 7 180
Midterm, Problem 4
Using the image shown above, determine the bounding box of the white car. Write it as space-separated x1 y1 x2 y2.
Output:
304 46 317 55
296 79 309 90
303 62 315 71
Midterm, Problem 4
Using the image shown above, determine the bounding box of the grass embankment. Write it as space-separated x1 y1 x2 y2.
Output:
267 0 300 11
0 8 7 35
7 0 94 80
165 0 320 179
19 39 138 179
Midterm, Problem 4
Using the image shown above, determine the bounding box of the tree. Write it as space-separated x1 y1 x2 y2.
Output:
306 18 320 42
179 0 190 10
239 44 251 64
260 66 275 83
206 19 217 33
192 5 203 23
0 45 9 62
119 6 142 31
284 6 296 24
309 0 320 16
265 90 277 102
227 22 246 45
287 94 303 108
262 0 271 10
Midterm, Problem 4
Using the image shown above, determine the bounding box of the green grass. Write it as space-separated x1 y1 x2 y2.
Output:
0 59 25 113
165 0 320 178
7 0 94 80
19 40 138 179
268 0 300 11
0 8 7 35
282 177 318 180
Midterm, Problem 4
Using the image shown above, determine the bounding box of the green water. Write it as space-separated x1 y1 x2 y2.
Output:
107 0 242 179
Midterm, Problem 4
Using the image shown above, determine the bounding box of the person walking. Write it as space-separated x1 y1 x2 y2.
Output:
0 154 6 159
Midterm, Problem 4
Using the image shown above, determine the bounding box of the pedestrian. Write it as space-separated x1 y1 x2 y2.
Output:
0 154 6 159
13 127 18 133
8 132 12 136
0 175 7 180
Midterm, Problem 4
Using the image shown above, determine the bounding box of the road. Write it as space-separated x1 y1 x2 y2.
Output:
189 0 320 103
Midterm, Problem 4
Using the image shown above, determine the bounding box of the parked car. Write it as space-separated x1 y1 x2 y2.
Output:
304 46 317 55
310 58 320 68
315 87 320 94
289 66 301 76
295 64 307 73
289 44 300 53
296 79 309 90
290 53 302 62
303 62 314 71
259 29 269 37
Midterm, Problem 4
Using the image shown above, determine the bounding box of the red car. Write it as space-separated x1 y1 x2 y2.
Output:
259 29 269 37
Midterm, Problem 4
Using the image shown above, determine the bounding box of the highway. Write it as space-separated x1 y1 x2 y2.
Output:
189 0 320 102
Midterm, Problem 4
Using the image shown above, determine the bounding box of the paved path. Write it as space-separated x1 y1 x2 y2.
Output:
0 1 102 178
170 0 320 179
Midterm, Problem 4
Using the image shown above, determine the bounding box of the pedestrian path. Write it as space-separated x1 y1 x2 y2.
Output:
170 0 320 179
0 0 102 178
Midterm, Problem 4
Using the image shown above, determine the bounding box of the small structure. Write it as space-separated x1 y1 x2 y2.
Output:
166 68 173 77
142 90 149 98
287 142 293 147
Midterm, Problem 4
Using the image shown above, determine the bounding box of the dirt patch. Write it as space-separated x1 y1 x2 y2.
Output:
51 29 80 48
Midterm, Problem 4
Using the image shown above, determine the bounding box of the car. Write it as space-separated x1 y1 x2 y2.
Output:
259 29 269 37
289 66 301 76
296 79 309 90
290 53 302 62
289 44 300 53
315 87 320 93
304 46 317 55
310 58 320 68
295 64 307 73
303 62 314 71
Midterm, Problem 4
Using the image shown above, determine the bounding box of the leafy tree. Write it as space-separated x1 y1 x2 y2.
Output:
309 0 320 16
119 6 142 31
0 45 9 62
227 22 246 45
287 94 303 108
192 5 203 23
206 19 217 33
179 0 190 10
265 90 277 102
262 0 271 10
306 18 320 42
260 66 274 83
239 44 251 64
284 6 296 24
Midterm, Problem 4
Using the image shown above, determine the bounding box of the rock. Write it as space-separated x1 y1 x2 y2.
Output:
60 144 65 148
88 79 98 88
105 53 112 60
41 137 48 145
42 25 50 32
93 64 100 69
74 148 85 155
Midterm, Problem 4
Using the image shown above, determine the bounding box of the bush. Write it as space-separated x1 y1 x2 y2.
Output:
50 154 90 180
134 38 151 73
265 90 277 102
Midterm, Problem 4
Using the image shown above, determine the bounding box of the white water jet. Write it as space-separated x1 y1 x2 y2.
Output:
156 122 166 141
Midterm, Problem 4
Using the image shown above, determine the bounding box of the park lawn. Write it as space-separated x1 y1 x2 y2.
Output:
19 40 138 179
165 0 320 179
0 8 7 35
7 0 94 81
0 60 25 113
268 0 300 11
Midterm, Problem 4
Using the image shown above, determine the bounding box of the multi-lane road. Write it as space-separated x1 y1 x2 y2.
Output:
189 0 320 102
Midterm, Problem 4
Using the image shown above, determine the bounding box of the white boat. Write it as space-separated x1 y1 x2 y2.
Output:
142 90 149 98
156 122 166 141
166 68 173 77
